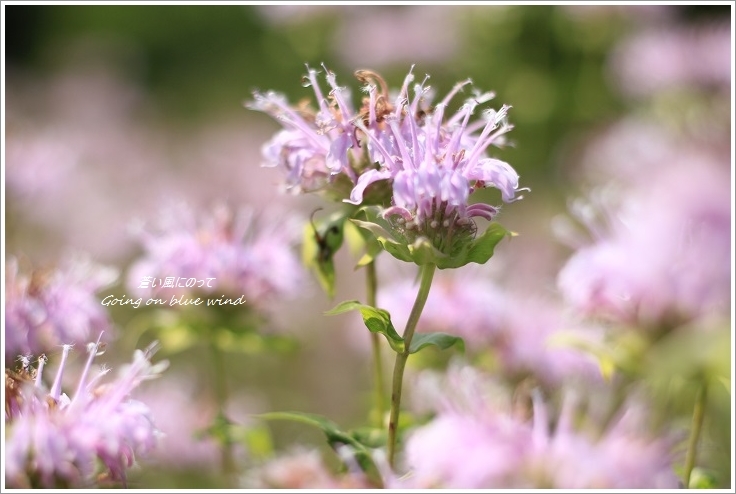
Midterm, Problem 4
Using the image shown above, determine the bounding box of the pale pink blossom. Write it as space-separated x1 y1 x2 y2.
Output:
4 255 118 359
398 366 678 488
5 338 168 488
127 201 306 308
557 156 731 327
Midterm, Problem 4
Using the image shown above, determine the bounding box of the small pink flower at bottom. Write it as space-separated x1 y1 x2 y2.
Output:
397 371 679 489
4 336 168 488
242 447 374 489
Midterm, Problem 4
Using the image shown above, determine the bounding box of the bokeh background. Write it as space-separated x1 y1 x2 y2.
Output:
4 4 732 489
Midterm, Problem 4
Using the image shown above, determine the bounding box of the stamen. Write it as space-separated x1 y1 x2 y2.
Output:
35 354 47 388
75 332 104 402
17 354 32 371
49 344 73 402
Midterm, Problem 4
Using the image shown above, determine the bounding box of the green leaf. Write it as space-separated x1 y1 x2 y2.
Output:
256 411 382 487
409 332 465 354
302 209 350 298
457 222 514 267
355 235 383 268
325 300 405 353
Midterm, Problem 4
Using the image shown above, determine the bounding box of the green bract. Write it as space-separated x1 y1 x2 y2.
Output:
351 206 514 269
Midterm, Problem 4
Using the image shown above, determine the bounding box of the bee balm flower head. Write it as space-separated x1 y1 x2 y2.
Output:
5 336 168 488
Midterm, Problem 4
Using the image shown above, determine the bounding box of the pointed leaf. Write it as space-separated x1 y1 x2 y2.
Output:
462 222 513 266
355 235 383 268
302 210 349 298
350 218 396 245
409 332 465 354
326 300 405 353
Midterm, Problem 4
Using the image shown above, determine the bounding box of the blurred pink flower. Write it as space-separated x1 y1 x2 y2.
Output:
334 6 462 67
4 254 118 359
5 338 168 488
397 367 678 488
402 412 530 488
557 155 731 327
127 201 306 308
609 23 731 98
254 5 463 68
242 447 373 489
5 65 183 262
524 391 679 489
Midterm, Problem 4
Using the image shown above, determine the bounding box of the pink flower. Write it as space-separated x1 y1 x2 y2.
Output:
525 392 679 489
334 7 462 67
398 366 678 488
403 412 530 488
347 67 523 222
127 201 306 307
557 155 730 327
610 23 731 98
248 65 361 193
5 337 168 488
4 254 118 359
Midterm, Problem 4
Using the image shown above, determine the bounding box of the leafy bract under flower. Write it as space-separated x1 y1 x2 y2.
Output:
351 206 513 268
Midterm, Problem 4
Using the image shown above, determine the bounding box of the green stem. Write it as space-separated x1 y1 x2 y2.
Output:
683 380 708 488
210 341 236 488
366 260 386 429
387 263 436 469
